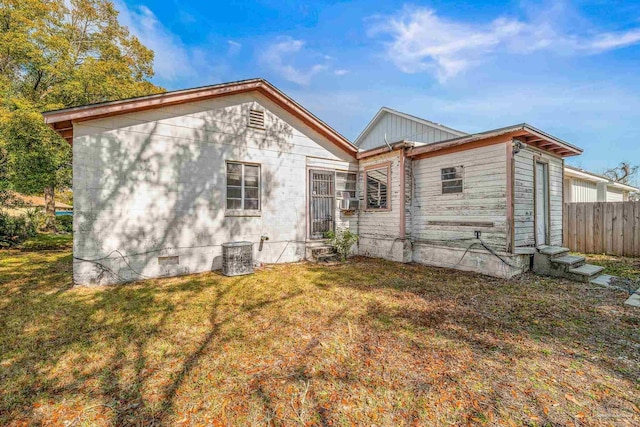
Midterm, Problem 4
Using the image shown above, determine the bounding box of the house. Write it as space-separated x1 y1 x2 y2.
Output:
3 192 73 216
563 165 637 202
43 79 583 285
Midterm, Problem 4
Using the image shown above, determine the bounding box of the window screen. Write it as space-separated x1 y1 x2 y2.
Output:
366 166 389 209
441 166 463 194
227 162 260 210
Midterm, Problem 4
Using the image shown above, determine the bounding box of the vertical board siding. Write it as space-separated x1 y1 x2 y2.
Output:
411 142 509 251
564 201 640 256
570 179 598 202
358 111 461 150
513 146 563 247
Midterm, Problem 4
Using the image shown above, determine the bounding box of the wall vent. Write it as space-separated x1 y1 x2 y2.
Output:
158 256 179 265
248 109 265 129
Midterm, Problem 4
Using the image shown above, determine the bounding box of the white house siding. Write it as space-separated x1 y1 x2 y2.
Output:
411 142 509 251
356 150 411 262
513 146 563 248
72 92 356 285
564 178 598 202
357 111 460 150
606 188 625 202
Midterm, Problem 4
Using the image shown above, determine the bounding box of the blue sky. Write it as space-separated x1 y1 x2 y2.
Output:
114 0 640 174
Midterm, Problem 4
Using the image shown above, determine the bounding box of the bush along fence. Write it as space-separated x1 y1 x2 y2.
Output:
563 202 640 256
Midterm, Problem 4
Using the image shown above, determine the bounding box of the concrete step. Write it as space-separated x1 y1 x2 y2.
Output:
538 246 570 257
551 255 585 267
316 253 339 263
568 264 605 282
589 274 615 287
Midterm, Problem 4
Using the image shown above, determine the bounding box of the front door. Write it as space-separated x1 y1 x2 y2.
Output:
535 161 549 246
309 170 335 239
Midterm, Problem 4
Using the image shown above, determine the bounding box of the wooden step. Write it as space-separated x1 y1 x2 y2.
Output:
551 255 585 267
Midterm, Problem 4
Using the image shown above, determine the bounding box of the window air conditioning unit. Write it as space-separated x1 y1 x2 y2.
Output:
222 241 254 276
340 197 360 211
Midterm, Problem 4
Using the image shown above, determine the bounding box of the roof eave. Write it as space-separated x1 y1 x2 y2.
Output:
43 79 358 157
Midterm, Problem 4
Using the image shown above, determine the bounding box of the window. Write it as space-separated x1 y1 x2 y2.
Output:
336 172 357 199
226 162 260 211
441 166 463 194
248 109 265 129
365 164 390 209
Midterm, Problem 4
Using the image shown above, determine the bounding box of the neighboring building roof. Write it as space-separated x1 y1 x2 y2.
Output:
42 78 358 157
11 192 73 210
565 165 638 192
406 123 583 159
354 106 467 147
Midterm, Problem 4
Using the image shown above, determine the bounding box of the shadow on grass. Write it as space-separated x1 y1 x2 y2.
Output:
0 249 302 425
1 252 638 425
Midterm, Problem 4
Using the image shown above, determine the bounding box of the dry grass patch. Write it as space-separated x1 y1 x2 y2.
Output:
0 249 638 426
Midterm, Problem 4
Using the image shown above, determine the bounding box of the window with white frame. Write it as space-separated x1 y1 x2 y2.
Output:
441 166 463 194
365 165 390 209
226 162 260 210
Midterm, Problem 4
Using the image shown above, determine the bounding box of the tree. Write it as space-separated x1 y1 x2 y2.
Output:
0 0 163 224
603 162 638 185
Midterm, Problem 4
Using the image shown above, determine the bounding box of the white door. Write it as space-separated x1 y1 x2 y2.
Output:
535 162 549 246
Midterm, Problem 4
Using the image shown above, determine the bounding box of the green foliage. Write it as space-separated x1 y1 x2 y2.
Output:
326 228 359 261
0 0 164 220
3 109 71 194
55 215 73 233
0 211 37 247
24 208 48 232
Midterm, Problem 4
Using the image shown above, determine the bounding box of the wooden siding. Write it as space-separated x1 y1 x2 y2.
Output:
411 142 509 251
357 151 403 239
564 201 640 256
358 111 460 150
513 146 563 248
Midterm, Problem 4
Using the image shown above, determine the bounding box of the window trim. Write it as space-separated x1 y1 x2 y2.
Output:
441 165 464 195
225 161 261 216
364 162 392 211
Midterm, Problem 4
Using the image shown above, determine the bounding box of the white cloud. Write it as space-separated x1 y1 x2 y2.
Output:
259 37 329 85
334 69 349 76
227 40 242 55
114 2 197 82
369 6 640 82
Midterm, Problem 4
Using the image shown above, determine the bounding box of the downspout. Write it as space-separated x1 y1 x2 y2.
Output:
399 148 406 239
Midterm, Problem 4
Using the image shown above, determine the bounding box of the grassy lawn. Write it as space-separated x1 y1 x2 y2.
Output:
583 254 640 282
0 247 638 426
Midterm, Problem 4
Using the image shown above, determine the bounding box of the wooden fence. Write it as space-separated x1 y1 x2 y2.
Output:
563 202 640 256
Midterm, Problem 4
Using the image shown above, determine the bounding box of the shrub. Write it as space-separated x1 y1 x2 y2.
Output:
24 208 48 233
55 215 73 233
0 211 37 248
326 228 359 261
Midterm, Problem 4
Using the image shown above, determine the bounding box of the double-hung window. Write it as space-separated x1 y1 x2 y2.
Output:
226 162 260 211
365 164 390 210
441 166 463 194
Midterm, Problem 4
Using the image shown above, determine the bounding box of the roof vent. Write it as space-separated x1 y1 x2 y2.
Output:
248 109 265 129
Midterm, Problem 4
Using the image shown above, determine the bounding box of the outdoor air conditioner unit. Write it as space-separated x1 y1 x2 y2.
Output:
221 241 254 276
